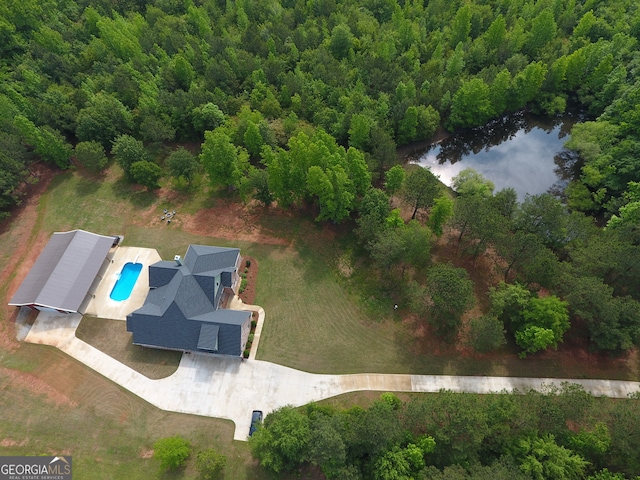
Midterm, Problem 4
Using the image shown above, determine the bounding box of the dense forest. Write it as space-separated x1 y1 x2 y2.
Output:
2 0 640 477
250 387 640 479
2 0 639 217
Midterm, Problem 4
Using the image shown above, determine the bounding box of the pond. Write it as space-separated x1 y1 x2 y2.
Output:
409 112 581 201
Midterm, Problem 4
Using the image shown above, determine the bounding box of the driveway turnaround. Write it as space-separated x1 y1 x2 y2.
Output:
22 311 640 441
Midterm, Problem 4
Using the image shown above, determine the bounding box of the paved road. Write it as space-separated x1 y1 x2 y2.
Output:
21 311 640 441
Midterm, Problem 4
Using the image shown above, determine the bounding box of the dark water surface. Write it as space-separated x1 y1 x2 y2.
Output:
409 113 580 201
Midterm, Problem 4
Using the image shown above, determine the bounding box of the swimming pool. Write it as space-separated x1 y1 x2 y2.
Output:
110 262 143 301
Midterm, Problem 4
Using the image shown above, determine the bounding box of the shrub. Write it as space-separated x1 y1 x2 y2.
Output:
153 435 191 471
246 259 251 268
380 392 402 410
243 349 250 358
196 448 227 480
251 320 257 329
248 333 254 343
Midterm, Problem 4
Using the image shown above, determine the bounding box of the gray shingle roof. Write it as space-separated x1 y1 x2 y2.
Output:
184 245 240 274
127 245 250 355
9 230 113 313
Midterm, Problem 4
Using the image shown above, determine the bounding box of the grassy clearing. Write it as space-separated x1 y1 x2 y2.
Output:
253 239 412 373
75 317 181 379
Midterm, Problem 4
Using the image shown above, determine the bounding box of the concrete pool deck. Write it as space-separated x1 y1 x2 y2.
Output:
83 246 161 320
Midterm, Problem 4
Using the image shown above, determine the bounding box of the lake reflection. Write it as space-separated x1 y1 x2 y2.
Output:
410 113 578 201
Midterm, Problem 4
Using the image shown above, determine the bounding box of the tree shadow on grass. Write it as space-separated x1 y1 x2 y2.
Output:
157 466 188 480
295 240 333 285
47 171 73 190
111 176 157 208
75 174 102 197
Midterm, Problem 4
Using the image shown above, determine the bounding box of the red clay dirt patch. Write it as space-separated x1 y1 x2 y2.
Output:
0 367 78 408
177 199 290 246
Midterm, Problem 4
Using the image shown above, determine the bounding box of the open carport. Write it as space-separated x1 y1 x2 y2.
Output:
8 230 115 314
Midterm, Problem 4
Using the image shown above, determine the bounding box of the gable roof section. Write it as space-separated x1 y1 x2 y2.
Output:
9 230 113 313
148 261 179 288
184 245 240 275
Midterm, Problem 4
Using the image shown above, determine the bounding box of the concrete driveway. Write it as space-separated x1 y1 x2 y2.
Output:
20 309 640 441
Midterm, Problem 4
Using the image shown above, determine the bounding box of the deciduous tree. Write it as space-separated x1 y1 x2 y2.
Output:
329 24 353 60
166 147 199 185
514 434 588 480
192 102 225 134
307 413 347 479
111 134 147 178
452 168 494 198
449 78 493 130
0 132 29 217
514 296 570 357
401 167 441 219
200 128 249 190
348 113 373 150
384 165 405 197
428 195 454 236
13 116 72 168
130 160 162 189
250 406 311 474
76 92 133 150
75 141 107 173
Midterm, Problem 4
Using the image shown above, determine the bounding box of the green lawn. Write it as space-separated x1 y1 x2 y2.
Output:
76 317 181 379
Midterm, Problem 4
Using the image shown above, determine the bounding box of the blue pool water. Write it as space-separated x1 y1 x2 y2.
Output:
110 262 142 301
